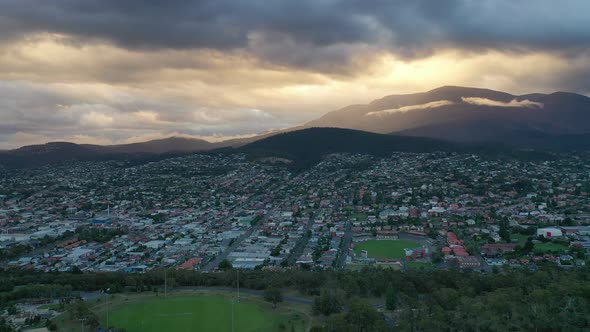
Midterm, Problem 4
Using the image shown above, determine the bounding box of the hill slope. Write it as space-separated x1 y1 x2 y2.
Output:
0 137 231 169
305 86 590 147
237 127 456 168
88 137 218 154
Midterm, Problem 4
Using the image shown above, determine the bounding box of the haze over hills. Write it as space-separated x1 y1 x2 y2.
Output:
2 86 590 169
11 136 254 155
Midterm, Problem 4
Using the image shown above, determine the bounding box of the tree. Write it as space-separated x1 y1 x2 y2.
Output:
6 305 16 315
71 265 83 274
312 291 342 316
0 317 15 332
264 288 283 308
499 218 510 242
218 259 232 271
427 230 438 239
326 300 387 332
45 320 58 331
522 238 534 254
385 287 397 311
67 300 99 330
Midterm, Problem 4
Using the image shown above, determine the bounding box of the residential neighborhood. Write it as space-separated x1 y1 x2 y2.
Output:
1 151 589 280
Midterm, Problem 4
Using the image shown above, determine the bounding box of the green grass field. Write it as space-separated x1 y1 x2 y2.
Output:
534 242 569 254
91 294 306 332
38 303 61 310
511 234 530 244
354 240 419 259
350 213 368 220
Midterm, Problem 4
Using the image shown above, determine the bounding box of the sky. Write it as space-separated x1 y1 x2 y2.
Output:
1 0 589 149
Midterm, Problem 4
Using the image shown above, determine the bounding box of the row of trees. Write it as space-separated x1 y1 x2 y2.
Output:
0 284 73 305
66 300 99 330
75 226 129 243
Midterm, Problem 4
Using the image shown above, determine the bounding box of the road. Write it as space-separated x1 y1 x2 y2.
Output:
285 213 315 265
335 220 353 269
201 224 259 272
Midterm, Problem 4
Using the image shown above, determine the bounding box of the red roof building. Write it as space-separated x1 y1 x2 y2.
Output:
178 257 203 270
452 246 469 256
447 232 463 245
441 247 452 256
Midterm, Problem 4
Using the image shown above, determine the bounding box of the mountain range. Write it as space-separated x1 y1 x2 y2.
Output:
306 86 590 145
2 86 589 168
236 127 462 169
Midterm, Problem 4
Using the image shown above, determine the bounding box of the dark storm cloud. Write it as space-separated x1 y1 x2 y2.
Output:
1 0 589 67
0 0 376 50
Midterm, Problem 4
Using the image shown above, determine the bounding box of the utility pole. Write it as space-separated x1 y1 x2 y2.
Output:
105 288 111 330
231 297 235 332
164 269 167 298
237 269 240 303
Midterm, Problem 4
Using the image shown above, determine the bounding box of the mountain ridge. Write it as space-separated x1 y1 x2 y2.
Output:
235 127 458 169
305 86 590 141
2 86 590 168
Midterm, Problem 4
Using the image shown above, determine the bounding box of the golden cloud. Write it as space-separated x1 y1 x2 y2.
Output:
461 97 543 108
366 100 455 116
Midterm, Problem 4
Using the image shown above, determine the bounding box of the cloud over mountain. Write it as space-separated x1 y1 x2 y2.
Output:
461 97 544 108
366 100 454 116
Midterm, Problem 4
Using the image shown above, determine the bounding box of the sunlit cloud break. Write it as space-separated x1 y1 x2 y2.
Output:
462 97 544 108
366 100 454 116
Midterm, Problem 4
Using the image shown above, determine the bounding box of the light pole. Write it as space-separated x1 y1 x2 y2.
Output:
106 288 111 330
231 297 235 332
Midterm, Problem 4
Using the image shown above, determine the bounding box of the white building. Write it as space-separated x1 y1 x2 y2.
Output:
537 227 563 238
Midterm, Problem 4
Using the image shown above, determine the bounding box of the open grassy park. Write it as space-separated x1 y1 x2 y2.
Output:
354 240 419 259
55 292 309 332
534 242 570 254
350 213 368 220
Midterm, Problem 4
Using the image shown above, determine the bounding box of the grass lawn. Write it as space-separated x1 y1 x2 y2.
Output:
534 242 569 254
354 240 419 259
406 262 433 270
56 293 308 332
38 303 61 310
110 295 305 332
511 234 530 244
350 213 368 220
